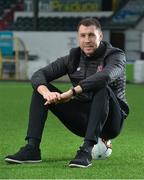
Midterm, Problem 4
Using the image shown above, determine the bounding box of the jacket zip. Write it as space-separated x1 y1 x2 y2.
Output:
84 59 88 78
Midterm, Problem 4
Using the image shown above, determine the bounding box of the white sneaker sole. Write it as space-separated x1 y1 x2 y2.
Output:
5 158 42 164
69 163 92 168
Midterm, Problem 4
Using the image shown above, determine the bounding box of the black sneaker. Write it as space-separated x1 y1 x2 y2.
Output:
69 147 92 168
5 144 42 164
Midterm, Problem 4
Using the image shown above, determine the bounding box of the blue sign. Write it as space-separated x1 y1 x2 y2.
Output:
0 31 13 56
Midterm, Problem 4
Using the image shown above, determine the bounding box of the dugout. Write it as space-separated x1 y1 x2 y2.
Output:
0 31 28 80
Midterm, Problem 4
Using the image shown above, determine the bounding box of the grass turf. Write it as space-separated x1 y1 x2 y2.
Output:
0 82 144 179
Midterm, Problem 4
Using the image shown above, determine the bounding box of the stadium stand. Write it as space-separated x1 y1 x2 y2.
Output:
2 0 143 31
105 0 144 29
7 16 109 31
0 0 23 30
1 0 114 31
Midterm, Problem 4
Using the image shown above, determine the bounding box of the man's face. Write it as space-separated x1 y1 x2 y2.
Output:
78 25 103 56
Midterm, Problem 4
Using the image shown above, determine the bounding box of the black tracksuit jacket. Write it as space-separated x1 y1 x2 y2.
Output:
31 41 129 116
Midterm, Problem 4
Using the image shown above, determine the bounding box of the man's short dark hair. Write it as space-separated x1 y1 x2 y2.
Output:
77 18 101 31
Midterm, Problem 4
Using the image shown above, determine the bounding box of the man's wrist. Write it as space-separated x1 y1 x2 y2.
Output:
70 85 82 96
71 87 77 96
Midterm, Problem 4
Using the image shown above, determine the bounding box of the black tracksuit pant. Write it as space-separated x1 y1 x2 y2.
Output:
26 83 124 143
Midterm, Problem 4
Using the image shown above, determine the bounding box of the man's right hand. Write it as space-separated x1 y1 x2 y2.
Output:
43 91 61 105
37 85 61 105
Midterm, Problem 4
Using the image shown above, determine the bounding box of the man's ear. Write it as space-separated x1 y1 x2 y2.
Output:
100 31 103 41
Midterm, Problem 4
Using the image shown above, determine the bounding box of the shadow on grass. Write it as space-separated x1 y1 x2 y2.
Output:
44 156 71 162
1 156 72 170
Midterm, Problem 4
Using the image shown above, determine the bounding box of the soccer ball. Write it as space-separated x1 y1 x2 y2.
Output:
91 138 112 160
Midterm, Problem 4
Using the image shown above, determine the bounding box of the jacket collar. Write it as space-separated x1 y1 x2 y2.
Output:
81 41 106 61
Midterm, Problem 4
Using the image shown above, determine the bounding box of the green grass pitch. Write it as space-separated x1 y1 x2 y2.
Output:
0 82 144 179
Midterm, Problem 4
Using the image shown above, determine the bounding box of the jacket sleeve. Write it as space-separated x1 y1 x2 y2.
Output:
79 51 126 92
31 55 69 90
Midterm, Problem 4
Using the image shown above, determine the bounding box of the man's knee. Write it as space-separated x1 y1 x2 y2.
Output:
92 87 110 104
100 120 124 140
100 130 120 140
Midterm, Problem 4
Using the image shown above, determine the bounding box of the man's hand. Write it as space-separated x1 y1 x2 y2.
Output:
37 85 61 105
43 91 61 105
37 85 83 105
